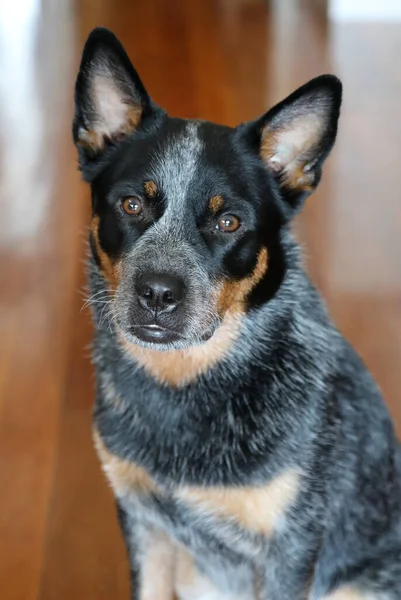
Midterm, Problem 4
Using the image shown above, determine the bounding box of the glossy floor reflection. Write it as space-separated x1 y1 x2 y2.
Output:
0 1 400 598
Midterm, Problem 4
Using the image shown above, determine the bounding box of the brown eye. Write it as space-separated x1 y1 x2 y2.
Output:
121 197 143 216
217 214 240 233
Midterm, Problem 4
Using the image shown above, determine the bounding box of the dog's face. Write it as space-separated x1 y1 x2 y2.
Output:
73 28 341 350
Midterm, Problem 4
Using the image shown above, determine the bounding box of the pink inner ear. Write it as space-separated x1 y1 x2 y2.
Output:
78 74 142 151
263 114 324 170
261 113 326 190
92 75 132 137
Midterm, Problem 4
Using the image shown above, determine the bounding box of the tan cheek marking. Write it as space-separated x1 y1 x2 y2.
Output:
119 311 243 387
91 216 121 287
93 430 156 497
78 105 142 152
217 246 268 316
323 587 379 600
176 469 300 536
144 180 158 198
141 531 176 600
209 194 224 214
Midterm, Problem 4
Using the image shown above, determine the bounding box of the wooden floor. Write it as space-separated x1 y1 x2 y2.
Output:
0 1 400 598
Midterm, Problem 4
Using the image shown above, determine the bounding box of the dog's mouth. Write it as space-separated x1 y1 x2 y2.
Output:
129 324 182 344
123 321 219 349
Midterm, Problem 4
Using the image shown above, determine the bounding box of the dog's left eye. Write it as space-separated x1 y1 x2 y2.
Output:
216 214 241 233
121 196 143 216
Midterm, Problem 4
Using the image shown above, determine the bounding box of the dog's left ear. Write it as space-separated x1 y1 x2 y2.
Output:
238 75 342 215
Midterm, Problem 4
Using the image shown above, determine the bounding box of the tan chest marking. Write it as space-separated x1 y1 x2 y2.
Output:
93 430 156 497
323 587 383 600
120 311 243 387
176 469 300 535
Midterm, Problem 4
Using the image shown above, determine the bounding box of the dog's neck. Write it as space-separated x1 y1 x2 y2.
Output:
117 311 244 387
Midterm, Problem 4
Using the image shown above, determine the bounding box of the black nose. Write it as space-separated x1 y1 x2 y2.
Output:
135 273 186 314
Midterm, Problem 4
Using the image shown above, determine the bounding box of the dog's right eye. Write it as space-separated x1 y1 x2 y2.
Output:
121 197 143 216
216 214 241 233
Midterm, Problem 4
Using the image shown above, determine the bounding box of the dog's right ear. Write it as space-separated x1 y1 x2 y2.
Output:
73 28 158 175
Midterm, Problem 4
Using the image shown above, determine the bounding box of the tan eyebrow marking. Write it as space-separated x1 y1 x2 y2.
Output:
209 194 224 214
144 180 158 198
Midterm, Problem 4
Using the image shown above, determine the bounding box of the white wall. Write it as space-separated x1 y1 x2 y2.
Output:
329 0 401 21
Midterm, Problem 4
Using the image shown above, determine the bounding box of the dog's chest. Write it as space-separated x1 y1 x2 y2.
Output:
93 351 291 489
94 429 300 554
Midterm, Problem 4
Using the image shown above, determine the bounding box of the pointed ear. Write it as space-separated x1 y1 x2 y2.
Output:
73 28 158 172
238 75 342 214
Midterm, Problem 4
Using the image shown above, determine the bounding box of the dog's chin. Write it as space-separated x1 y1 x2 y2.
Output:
120 323 218 352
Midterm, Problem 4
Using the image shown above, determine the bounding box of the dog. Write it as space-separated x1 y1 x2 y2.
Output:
73 27 401 600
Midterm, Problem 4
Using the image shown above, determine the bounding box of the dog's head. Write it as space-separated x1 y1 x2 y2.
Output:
73 28 342 351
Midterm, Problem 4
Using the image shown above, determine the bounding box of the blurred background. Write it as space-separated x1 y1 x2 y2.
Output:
0 0 400 598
